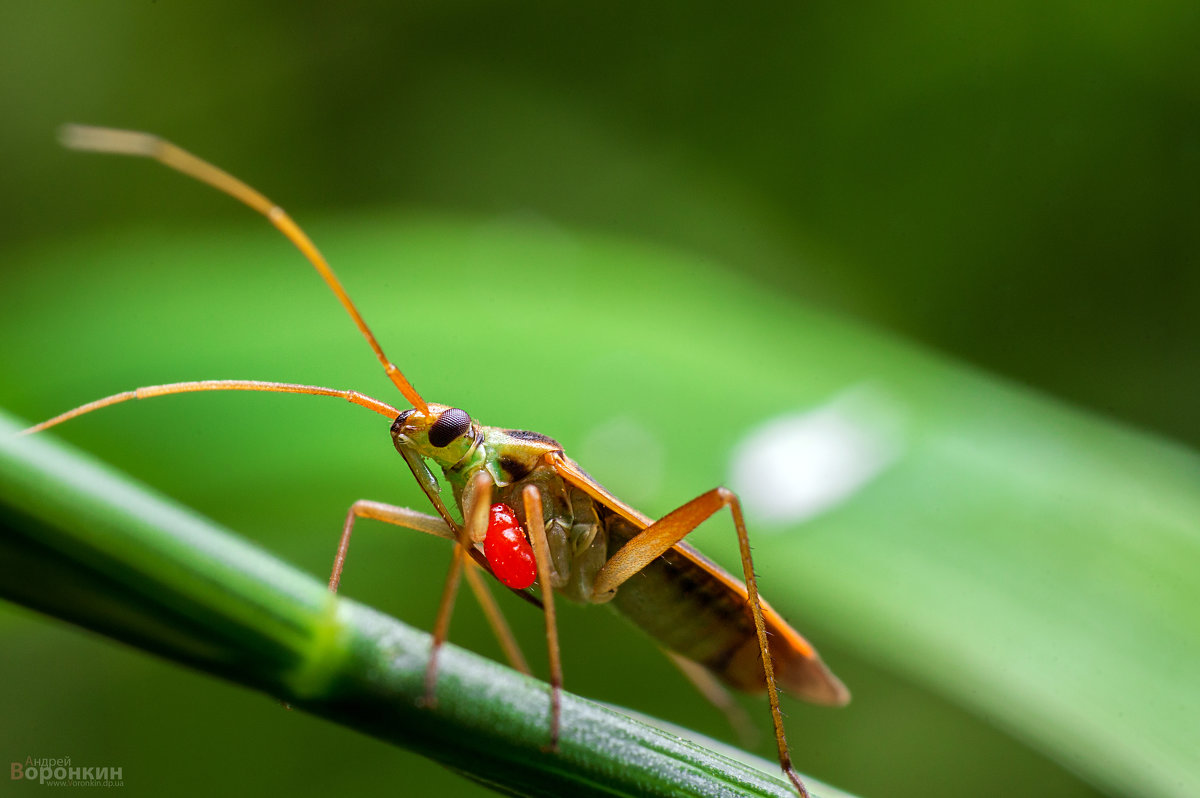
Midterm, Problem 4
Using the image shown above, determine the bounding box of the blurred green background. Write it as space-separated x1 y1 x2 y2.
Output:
1 3 1198 798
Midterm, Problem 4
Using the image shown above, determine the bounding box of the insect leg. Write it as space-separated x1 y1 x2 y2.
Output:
592 487 810 798
327 497 531 676
663 650 759 748
424 472 494 705
329 500 452 591
521 484 562 751
461 562 532 676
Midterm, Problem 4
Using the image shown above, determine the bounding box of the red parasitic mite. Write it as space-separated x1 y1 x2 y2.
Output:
484 503 537 590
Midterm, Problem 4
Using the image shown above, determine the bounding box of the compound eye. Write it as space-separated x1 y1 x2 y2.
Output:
391 409 416 434
428 408 471 448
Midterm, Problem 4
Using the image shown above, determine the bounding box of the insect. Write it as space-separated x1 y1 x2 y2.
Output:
28 125 850 798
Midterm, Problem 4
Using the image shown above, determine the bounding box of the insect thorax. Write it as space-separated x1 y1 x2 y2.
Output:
445 427 613 605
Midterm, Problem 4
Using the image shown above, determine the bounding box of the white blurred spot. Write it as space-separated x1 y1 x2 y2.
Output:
729 386 905 527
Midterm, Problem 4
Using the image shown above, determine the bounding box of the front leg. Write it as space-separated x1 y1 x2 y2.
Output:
326 495 531 678
425 472 496 703
328 500 453 592
522 484 563 752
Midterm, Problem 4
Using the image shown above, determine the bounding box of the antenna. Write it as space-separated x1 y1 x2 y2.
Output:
60 124 429 414
22 380 401 435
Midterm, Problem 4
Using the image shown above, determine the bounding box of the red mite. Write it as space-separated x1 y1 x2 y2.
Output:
484 503 537 589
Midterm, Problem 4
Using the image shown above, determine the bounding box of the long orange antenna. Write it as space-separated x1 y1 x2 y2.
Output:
60 124 429 415
21 380 401 436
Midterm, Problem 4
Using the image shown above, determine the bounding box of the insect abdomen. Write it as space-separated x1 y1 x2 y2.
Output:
605 517 849 706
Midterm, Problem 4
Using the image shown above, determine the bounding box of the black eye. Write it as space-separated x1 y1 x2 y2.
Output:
428 408 471 448
391 409 415 434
